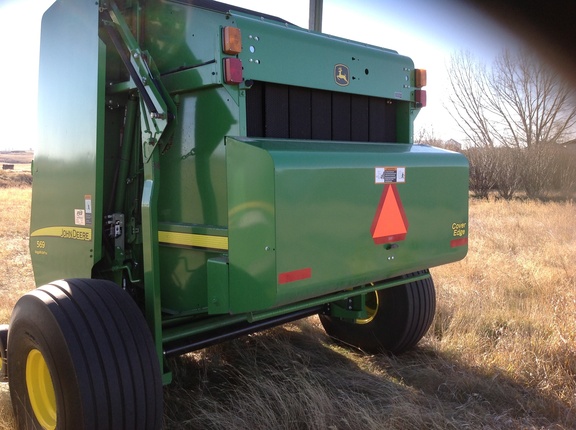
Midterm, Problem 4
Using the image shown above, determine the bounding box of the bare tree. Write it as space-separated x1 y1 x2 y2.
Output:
446 49 576 148
415 126 444 147
446 51 496 147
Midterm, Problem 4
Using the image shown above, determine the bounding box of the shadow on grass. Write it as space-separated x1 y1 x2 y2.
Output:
0 319 570 429
163 319 573 430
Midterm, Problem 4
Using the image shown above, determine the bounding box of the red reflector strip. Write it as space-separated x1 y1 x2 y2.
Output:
450 237 468 248
278 268 312 284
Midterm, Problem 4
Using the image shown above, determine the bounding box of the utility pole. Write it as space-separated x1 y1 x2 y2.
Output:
309 0 323 32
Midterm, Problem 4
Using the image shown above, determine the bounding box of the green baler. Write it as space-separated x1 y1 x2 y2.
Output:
2 0 468 428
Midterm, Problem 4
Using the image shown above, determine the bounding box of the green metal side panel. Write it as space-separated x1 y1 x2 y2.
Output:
232 12 415 101
227 139 277 312
157 87 239 226
156 86 238 315
143 3 418 104
30 0 104 286
227 138 468 313
144 2 229 75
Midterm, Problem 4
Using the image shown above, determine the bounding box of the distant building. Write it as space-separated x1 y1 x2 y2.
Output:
444 139 462 151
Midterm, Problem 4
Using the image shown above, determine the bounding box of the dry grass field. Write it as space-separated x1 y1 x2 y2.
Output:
1 178 575 429
0 152 33 174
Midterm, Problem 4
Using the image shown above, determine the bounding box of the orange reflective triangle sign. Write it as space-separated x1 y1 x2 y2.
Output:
370 184 409 245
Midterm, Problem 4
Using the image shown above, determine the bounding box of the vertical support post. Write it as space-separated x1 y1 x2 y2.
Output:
309 0 323 32
397 99 414 144
113 96 138 213
141 148 171 384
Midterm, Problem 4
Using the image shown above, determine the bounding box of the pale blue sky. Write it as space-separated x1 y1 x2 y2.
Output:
0 0 520 150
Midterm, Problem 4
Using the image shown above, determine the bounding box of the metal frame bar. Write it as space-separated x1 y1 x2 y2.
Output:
309 0 323 32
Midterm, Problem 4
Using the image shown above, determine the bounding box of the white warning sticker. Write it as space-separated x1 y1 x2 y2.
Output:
75 209 86 226
84 195 92 225
375 167 406 184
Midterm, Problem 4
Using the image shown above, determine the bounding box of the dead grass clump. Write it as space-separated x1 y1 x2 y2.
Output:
432 197 576 425
0 188 33 430
0 188 34 324
0 384 15 430
0 171 32 188
163 323 455 430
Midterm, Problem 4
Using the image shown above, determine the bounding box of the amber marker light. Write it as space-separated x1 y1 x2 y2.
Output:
414 68 427 88
223 26 242 55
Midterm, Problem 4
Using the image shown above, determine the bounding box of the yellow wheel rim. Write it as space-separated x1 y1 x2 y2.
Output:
355 291 379 325
26 349 57 430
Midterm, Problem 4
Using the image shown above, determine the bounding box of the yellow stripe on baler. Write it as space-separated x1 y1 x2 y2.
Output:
158 231 228 251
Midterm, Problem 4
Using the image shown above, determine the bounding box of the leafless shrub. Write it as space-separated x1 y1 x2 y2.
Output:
464 147 497 198
492 147 522 199
465 145 575 201
549 147 576 199
518 145 556 199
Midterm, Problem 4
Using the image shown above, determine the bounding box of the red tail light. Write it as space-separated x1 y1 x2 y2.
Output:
414 89 426 108
223 58 243 84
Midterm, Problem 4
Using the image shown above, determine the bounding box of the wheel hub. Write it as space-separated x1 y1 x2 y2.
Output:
355 291 379 325
26 348 57 430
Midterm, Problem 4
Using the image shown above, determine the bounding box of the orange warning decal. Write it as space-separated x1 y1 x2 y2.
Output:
370 184 409 245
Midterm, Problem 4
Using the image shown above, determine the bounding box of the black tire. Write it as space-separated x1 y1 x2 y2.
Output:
7 279 163 429
320 270 436 354
0 324 7 380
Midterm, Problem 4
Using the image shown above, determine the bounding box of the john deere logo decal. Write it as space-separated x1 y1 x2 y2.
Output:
334 64 349 86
